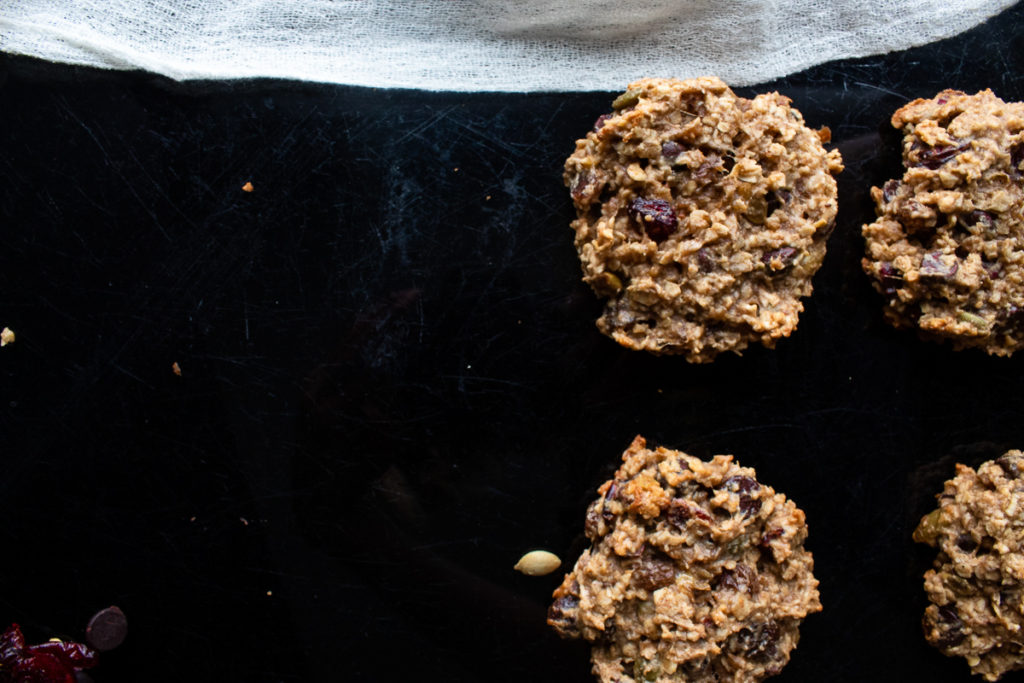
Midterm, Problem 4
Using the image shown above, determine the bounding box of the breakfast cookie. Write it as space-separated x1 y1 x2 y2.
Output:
564 77 843 362
913 451 1024 681
862 89 1024 355
548 436 820 683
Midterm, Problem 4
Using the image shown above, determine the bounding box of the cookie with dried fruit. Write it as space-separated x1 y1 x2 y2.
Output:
564 77 843 362
548 436 820 683
914 451 1024 681
862 89 1024 355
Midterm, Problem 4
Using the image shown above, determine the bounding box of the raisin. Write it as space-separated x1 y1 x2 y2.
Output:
732 621 780 661
693 155 724 185
667 499 712 528
932 605 966 648
1010 141 1024 178
996 453 1023 478
761 247 799 272
628 197 678 242
633 550 676 591
915 141 971 169
955 534 978 552
961 210 996 231
713 564 758 594
661 140 685 159
696 248 716 272
723 476 760 494
585 502 604 539
547 594 580 635
739 495 762 517
593 113 613 132
920 252 958 279
881 179 901 203
570 171 599 202
897 198 937 231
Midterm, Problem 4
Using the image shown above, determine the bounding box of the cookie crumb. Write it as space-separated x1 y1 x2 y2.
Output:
171 361 182 376
241 181 254 192
1 327 15 346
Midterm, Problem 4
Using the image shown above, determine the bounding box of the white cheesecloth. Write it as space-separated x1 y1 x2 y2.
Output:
0 1 1017 91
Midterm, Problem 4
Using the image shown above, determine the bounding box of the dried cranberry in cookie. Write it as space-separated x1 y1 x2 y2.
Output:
564 77 843 362
549 436 820 683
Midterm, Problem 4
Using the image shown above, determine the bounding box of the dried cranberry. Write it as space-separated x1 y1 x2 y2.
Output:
878 263 903 295
759 528 784 547
628 197 678 242
916 141 970 169
920 252 958 279
761 247 799 271
881 179 901 203
661 140 685 159
0 624 97 683
593 113 613 132
633 550 676 591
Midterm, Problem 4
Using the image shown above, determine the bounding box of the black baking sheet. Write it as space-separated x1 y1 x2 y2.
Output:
3 5 1024 681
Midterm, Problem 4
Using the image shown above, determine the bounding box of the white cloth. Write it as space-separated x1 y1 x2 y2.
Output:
0 1 1016 92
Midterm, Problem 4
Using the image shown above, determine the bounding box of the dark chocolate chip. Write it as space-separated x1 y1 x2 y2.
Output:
85 606 127 652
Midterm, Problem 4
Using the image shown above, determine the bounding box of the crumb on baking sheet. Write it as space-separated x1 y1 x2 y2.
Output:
242 181 254 192
1 327 15 347
172 361 182 376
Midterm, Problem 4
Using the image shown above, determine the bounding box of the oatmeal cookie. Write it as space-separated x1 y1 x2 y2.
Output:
914 451 1024 681
548 436 820 683
862 89 1024 355
564 77 843 362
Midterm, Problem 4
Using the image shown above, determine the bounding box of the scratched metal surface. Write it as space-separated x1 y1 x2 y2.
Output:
2 5 1024 681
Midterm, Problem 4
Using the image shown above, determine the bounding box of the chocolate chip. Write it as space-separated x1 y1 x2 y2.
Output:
85 606 127 652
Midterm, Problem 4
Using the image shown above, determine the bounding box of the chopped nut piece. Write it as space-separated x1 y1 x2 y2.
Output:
0 327 14 347
241 181 254 192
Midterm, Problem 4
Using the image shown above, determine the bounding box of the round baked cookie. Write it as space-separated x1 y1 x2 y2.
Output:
564 76 843 362
913 451 1024 681
548 436 820 683
862 89 1024 355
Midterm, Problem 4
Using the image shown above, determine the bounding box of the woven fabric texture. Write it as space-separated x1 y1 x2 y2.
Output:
0 1 1016 91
